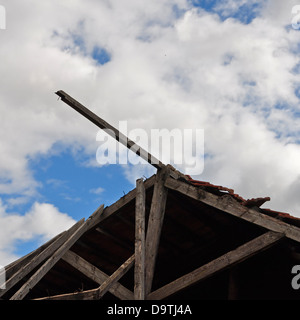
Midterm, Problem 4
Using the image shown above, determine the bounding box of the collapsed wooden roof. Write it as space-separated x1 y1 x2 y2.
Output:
2 92 300 300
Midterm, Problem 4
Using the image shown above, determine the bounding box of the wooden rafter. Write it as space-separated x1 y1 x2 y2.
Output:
134 178 146 300
0 219 84 298
145 167 169 295
35 254 135 300
148 231 284 300
61 250 134 300
99 174 156 223
4 231 63 282
10 204 104 300
165 177 300 243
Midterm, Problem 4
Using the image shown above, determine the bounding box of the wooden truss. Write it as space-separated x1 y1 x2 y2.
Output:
2 92 300 300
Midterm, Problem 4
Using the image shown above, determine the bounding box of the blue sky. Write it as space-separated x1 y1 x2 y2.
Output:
1 0 300 265
28 151 132 219
190 0 264 24
14 151 137 256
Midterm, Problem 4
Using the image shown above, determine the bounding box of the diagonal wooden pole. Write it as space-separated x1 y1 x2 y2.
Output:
61 250 134 300
148 231 284 300
33 254 135 300
55 90 165 170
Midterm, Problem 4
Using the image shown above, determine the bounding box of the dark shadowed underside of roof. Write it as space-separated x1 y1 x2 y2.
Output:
187 175 300 228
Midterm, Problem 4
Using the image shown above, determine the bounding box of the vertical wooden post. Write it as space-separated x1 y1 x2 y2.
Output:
134 178 146 300
145 167 169 296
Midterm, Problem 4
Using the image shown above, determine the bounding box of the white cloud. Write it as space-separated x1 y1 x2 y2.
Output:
122 163 156 185
0 199 76 266
213 0 264 19
1 0 300 265
262 0 300 27
90 187 105 195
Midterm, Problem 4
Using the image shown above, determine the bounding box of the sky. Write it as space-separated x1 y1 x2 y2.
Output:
1 0 300 265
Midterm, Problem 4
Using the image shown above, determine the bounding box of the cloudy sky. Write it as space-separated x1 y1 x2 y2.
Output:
1 0 300 265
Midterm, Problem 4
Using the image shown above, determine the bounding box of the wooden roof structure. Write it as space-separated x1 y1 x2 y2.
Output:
2 92 300 300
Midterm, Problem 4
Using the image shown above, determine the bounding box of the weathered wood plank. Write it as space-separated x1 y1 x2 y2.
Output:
94 253 135 299
165 177 300 243
0 220 84 298
36 254 135 300
134 179 146 300
99 174 156 224
56 90 164 170
4 232 63 280
10 204 104 300
61 250 133 300
148 231 284 300
145 168 169 295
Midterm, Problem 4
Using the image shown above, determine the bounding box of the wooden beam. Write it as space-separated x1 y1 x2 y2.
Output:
56 90 164 170
165 177 300 243
134 179 146 300
0 220 84 298
36 254 135 300
61 250 133 300
145 168 169 295
90 253 135 300
4 232 63 280
10 204 104 300
99 174 156 224
148 231 284 300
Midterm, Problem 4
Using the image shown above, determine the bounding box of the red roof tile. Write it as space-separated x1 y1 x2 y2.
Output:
186 175 247 204
186 175 300 227
243 197 270 208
